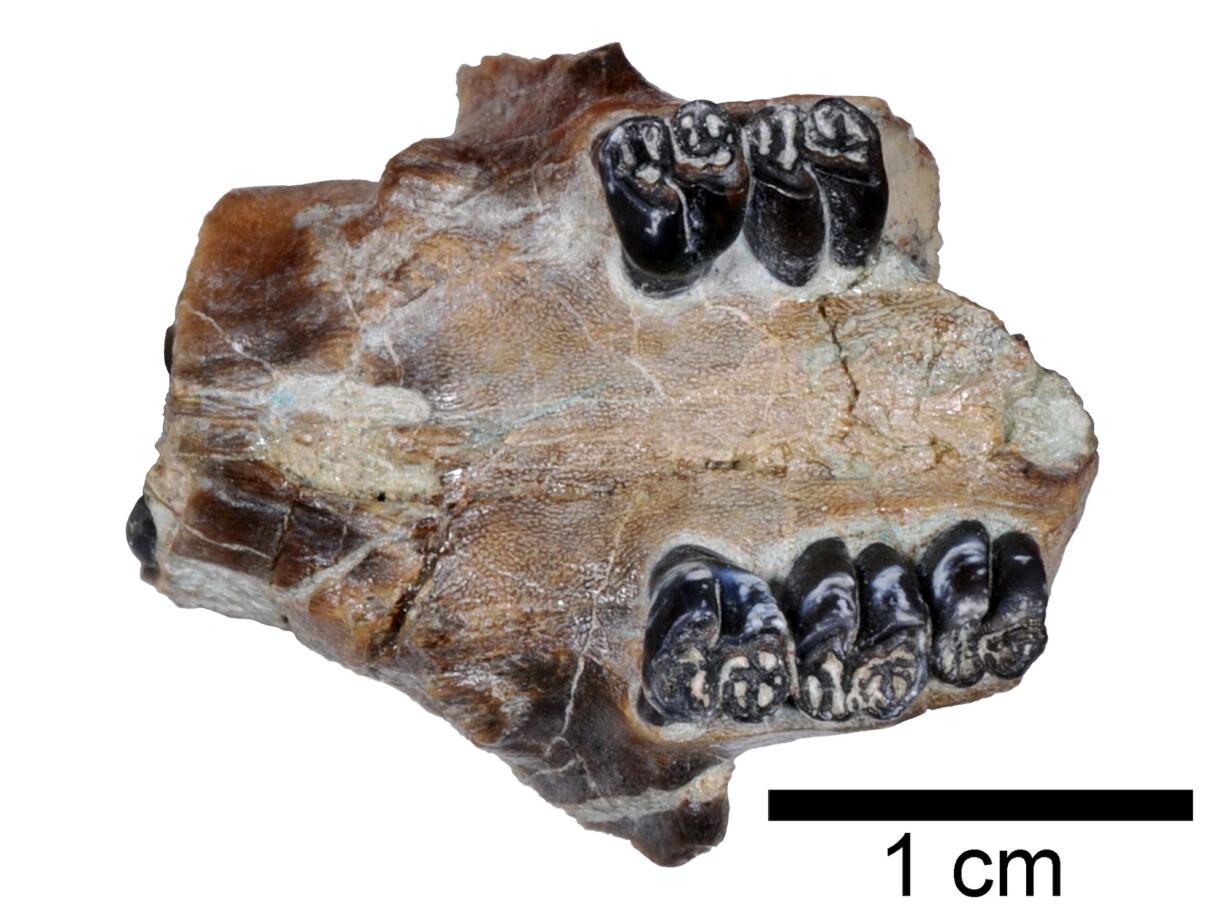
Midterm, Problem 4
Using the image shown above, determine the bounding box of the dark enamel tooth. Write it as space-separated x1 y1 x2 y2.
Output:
803 98 888 268
597 105 747 297
643 548 723 722
743 104 824 286
847 543 929 720
126 494 158 579
981 531 1049 679
668 100 749 266
164 324 175 372
642 546 791 724
709 562 791 723
597 116 690 296
783 538 858 720
920 521 991 686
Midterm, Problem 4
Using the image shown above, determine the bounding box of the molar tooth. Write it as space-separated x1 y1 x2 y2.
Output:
668 100 748 269
597 102 747 297
642 547 722 722
847 543 929 720
743 104 824 286
783 538 858 720
920 521 991 686
981 531 1049 678
642 545 790 724
802 98 889 267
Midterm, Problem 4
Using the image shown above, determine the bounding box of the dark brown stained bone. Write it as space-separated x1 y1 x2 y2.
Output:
133 43 1097 867
175 461 367 588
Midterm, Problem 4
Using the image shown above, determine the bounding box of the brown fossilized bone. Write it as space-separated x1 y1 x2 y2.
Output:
129 44 1097 865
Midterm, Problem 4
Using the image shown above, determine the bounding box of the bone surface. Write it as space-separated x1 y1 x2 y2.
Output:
131 44 1097 866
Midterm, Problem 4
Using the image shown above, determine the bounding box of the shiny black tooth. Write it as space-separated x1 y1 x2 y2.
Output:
598 116 689 295
642 546 790 724
848 543 929 720
668 100 749 266
783 538 858 720
164 324 175 372
597 105 747 297
920 521 991 686
981 531 1049 678
744 104 824 286
803 98 888 267
126 494 158 581
709 561 791 723
642 549 722 722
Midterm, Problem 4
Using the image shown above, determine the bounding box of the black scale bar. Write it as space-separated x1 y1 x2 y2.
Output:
768 790 1193 822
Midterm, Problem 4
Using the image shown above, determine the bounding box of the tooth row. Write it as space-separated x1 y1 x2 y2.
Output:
640 522 1049 726
596 98 888 296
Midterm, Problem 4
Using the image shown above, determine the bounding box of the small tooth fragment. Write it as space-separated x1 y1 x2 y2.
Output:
847 543 929 720
920 521 991 686
163 324 175 372
126 495 158 580
743 104 824 286
783 538 858 720
981 531 1049 678
803 98 889 267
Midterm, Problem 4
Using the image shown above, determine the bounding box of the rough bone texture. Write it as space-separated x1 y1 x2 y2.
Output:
137 44 1097 865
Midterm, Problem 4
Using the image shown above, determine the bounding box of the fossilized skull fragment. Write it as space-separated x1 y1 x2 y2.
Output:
130 44 1097 865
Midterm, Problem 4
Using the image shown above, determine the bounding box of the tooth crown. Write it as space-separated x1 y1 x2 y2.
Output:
597 96 889 293
641 525 1050 726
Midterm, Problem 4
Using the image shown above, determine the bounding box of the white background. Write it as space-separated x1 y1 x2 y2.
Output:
3 1 1222 908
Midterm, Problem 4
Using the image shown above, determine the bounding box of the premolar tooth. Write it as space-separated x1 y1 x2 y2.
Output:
783 538 858 720
981 531 1049 678
920 521 991 686
743 104 824 286
803 98 889 267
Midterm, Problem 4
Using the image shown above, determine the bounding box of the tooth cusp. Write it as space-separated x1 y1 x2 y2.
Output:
598 102 747 296
849 543 929 720
642 546 791 724
920 520 991 686
804 97 889 267
980 531 1049 679
743 103 824 286
783 538 858 720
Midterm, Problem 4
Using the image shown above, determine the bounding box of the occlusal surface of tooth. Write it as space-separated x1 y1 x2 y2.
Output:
847 543 928 720
598 101 747 296
981 531 1049 678
783 537 859 720
643 546 791 724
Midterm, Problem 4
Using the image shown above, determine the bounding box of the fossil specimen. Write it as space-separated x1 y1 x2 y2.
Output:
130 44 1097 865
